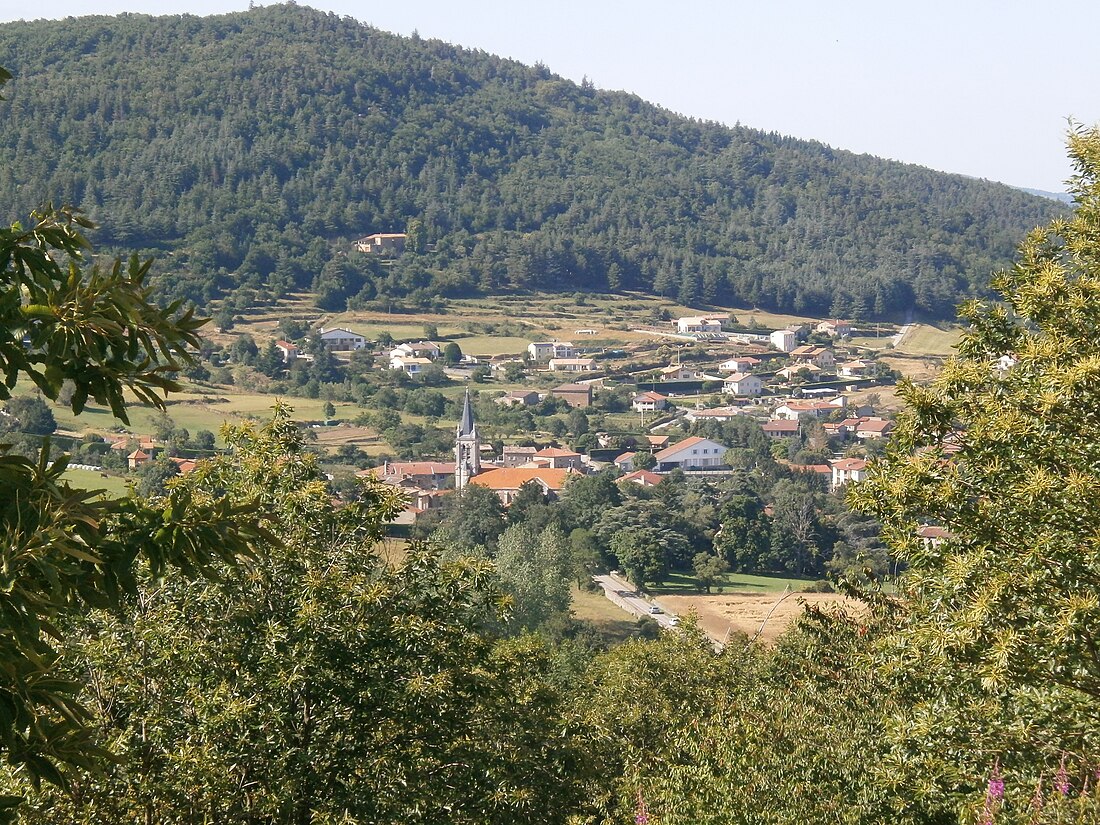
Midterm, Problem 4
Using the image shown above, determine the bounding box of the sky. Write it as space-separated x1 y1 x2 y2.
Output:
1 0 1097 194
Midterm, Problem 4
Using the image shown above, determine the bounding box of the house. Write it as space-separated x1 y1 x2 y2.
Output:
275 340 299 363
613 451 637 472
532 447 584 471
659 364 700 381
852 417 895 440
500 446 539 468
391 341 441 360
675 315 727 334
653 436 728 470
408 488 452 513
357 461 457 490
127 449 152 470
775 364 822 382
319 327 367 351
917 525 952 548
718 356 761 373
389 354 432 375
496 390 540 408
830 458 868 490
773 398 846 420
528 341 575 360
169 457 199 474
815 319 852 338
632 391 669 412
770 328 798 352
837 360 871 377
618 469 664 488
489 356 525 375
551 383 593 408
722 372 763 396
790 345 836 369
645 434 671 450
762 419 800 439
685 406 746 423
468 467 577 505
355 232 407 255
548 357 597 372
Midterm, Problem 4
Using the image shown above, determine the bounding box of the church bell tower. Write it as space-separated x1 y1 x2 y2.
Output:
455 388 480 490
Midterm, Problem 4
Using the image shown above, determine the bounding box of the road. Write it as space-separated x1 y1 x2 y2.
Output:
592 573 679 630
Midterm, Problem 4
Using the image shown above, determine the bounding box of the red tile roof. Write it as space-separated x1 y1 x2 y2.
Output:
469 467 576 492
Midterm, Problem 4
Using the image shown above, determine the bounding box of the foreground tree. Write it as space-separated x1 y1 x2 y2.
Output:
852 126 1100 811
9 410 597 824
0 209 270 793
0 66 270 799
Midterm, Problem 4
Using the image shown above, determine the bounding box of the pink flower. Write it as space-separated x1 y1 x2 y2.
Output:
1055 753 1070 796
635 790 650 825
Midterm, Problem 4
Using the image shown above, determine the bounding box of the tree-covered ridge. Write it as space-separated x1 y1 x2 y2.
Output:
0 4 1062 317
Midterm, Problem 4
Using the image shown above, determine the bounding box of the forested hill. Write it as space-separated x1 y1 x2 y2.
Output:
0 5 1063 318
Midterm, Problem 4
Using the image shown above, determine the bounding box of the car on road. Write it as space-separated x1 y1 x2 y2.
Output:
648 605 663 614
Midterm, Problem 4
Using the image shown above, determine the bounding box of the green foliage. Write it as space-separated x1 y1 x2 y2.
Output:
0 6 1062 317
0 157 271 793
493 522 572 633
10 411 596 823
846 127 1100 818
1 397 55 436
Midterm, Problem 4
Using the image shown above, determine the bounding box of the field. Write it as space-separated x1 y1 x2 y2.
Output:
894 323 963 357
657 591 857 644
570 585 645 644
227 291 837 356
651 570 814 595
62 467 132 497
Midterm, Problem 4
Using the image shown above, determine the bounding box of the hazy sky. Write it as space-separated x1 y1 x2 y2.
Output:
1 0 1096 193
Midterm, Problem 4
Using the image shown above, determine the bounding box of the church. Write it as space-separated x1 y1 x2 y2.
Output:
454 388 481 489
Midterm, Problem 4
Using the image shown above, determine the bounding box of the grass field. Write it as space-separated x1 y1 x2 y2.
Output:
650 570 818 595
62 467 131 497
895 324 963 356
570 584 645 644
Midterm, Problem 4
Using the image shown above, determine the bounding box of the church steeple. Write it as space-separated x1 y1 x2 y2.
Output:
455 388 480 489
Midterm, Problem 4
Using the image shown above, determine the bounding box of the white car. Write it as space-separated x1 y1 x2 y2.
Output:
648 605 663 614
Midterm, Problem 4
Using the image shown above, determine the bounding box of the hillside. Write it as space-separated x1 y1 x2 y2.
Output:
0 4 1063 318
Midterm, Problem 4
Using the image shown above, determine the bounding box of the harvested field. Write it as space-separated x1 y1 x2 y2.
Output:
656 591 859 644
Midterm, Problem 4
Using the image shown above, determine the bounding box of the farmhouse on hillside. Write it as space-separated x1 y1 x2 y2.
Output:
355 232 406 255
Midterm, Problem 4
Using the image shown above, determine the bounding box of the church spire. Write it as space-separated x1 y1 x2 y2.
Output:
455 387 480 489
458 387 475 437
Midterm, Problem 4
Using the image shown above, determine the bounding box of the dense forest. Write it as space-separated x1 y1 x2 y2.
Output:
0 4 1064 318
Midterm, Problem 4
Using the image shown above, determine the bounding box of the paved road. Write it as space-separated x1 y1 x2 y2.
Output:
592 573 679 630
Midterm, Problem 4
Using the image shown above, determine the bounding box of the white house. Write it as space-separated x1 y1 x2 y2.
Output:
632 391 669 412
718 356 761 373
391 341 441 360
659 364 701 381
548 357 597 372
389 354 433 375
838 360 871 377
275 340 299 363
319 328 367 351
773 397 846 420
528 341 575 360
722 372 763 396
770 328 798 353
815 319 852 338
676 315 727 334
830 458 868 490
653 436 728 470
